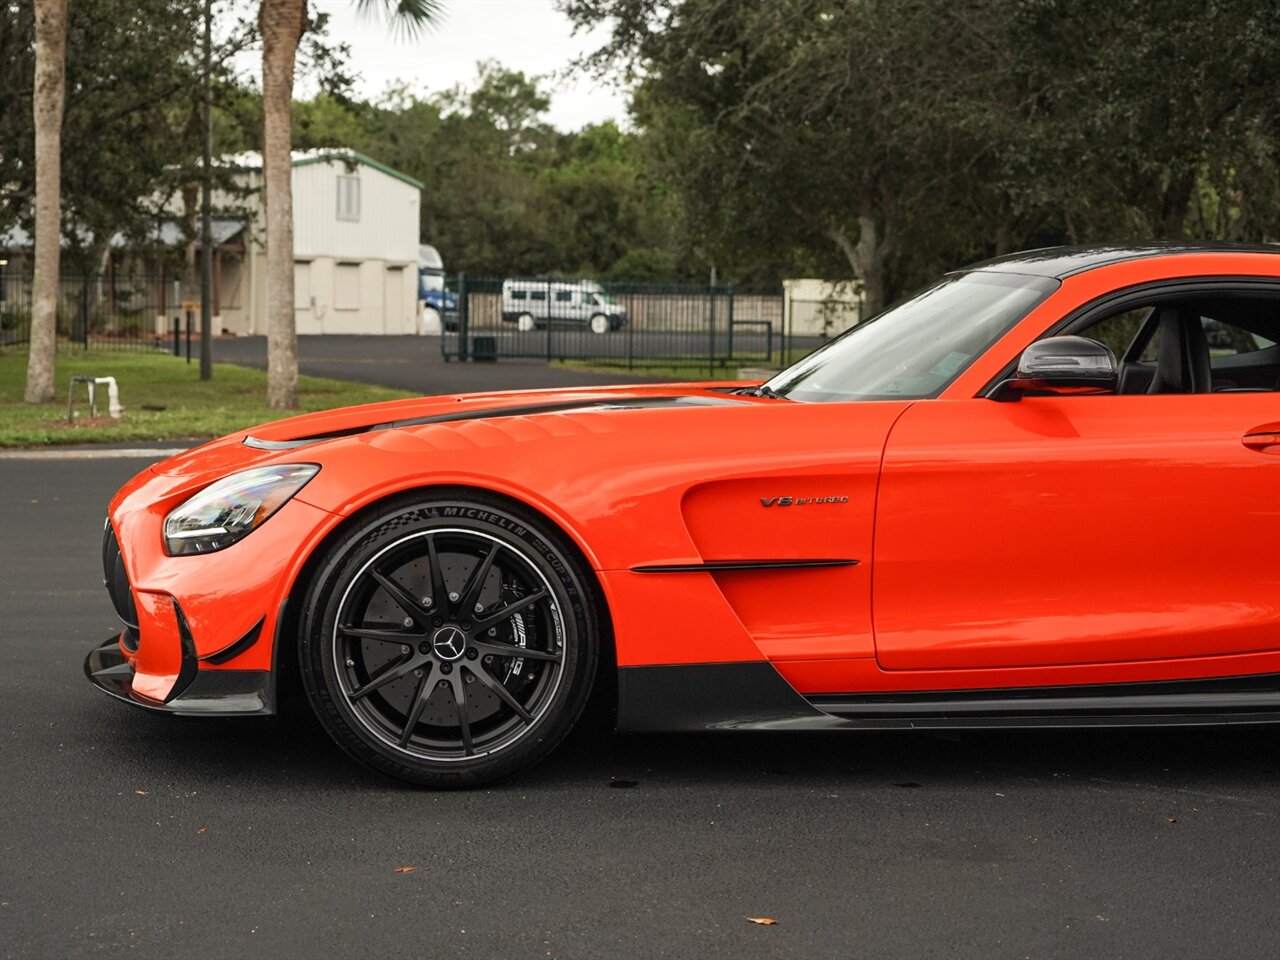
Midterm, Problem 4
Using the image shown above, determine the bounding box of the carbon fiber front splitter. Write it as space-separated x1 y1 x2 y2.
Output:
84 636 274 716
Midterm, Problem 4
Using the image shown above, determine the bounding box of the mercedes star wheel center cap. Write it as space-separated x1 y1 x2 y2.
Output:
431 625 467 661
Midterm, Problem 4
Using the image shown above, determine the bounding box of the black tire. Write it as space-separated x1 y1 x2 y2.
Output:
299 491 599 788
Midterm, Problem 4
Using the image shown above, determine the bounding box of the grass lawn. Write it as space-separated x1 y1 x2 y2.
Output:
0 349 413 447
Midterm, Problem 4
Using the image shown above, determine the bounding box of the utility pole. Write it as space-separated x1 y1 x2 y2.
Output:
199 0 214 380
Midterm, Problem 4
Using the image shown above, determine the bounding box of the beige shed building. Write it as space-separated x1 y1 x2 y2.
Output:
210 149 423 336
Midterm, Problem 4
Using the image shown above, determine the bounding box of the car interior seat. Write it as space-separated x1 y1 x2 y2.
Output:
1146 306 1212 394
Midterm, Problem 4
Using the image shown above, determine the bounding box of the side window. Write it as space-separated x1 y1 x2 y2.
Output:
1072 290 1280 393
530 290 547 302
1084 306 1152 358
555 290 573 302
336 175 360 222
1202 316 1277 357
510 289 527 301
1199 307 1280 391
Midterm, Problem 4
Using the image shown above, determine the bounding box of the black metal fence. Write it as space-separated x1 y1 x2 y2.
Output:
0 268 183 354
441 276 789 372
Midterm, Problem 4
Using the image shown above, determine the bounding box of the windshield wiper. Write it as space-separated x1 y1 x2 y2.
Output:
750 384 786 399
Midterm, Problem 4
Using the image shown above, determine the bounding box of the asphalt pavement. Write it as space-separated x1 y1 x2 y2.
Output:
2 453 1279 960
212 335 673 395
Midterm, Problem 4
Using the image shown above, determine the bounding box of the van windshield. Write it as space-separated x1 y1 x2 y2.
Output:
764 271 1059 402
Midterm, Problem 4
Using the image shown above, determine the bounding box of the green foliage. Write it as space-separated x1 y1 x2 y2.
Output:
7 0 1273 310
279 66 687 280
2 0 206 270
0 304 29 333
566 0 1280 303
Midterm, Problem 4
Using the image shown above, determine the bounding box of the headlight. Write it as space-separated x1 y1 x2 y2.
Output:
163 464 319 556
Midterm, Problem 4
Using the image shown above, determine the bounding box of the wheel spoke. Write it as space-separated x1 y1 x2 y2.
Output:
370 569 425 622
472 588 549 632
466 663 534 723
349 654 416 700
452 675 474 755
458 543 500 617
397 663 437 746
471 639 562 663
340 624 415 643
426 534 449 612
331 517 576 767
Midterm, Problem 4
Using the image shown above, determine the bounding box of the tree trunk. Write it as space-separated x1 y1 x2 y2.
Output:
260 0 307 410
994 194 1014 256
830 215 888 317
1155 167 1196 239
25 0 68 405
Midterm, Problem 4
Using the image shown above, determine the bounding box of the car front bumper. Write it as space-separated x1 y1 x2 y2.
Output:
84 634 274 716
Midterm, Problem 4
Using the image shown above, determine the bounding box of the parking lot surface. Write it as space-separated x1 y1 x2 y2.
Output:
2 453 1277 960
212 335 672 395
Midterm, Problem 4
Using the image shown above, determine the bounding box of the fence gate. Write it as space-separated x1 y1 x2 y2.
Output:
441 276 781 373
0 268 178 354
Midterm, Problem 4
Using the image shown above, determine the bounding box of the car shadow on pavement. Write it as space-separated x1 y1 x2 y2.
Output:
83 697 1280 796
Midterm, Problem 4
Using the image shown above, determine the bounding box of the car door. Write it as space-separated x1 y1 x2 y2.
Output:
872 290 1280 672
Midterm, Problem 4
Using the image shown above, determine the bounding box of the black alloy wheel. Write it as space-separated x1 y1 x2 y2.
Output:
299 493 599 787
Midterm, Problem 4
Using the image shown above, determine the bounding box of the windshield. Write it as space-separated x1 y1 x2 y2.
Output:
419 270 445 293
765 271 1059 402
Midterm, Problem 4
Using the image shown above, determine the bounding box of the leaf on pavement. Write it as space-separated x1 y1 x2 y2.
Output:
746 917 779 926
134 790 148 796
393 866 417 873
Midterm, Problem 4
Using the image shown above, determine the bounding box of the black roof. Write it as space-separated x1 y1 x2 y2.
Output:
961 242 1279 279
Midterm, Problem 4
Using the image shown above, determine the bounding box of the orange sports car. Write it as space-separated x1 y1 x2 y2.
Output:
87 244 1280 787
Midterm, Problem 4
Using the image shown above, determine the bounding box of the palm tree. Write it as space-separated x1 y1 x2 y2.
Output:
25 0 68 405
259 0 441 409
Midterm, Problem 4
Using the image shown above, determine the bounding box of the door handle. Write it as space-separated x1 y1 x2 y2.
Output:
1242 421 1280 453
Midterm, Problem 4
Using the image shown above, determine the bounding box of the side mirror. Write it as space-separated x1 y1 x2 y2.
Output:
997 335 1118 399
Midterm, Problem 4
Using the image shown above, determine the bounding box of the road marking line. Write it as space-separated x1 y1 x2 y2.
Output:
0 448 189 460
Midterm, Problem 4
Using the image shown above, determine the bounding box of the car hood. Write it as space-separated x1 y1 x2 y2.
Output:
151 382 755 479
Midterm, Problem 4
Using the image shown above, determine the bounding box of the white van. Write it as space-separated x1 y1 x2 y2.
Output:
501 279 627 334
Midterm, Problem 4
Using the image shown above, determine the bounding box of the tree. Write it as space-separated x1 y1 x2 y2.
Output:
567 0 1280 308
6 0 255 402
567 0 1005 311
999 0 1280 245
258 0 440 410
25 0 68 404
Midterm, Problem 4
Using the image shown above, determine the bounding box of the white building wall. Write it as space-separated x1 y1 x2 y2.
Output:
782 278 864 337
209 153 421 336
292 159 419 264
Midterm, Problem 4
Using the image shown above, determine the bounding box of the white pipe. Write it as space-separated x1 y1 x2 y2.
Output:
93 377 122 418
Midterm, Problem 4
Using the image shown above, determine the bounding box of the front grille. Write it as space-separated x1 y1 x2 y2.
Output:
102 521 140 652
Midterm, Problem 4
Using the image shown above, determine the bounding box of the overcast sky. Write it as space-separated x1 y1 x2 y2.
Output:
306 0 630 131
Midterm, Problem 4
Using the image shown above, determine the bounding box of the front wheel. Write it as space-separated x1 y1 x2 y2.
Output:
299 493 600 787
589 313 611 335
516 312 536 332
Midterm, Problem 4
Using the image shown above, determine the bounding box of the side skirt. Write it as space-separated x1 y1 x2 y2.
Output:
616 664 1280 732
